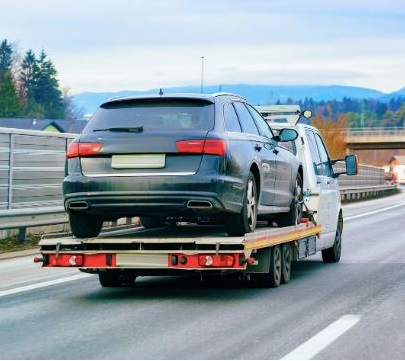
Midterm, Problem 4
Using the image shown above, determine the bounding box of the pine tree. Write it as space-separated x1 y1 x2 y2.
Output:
0 39 21 117
19 49 39 115
19 49 65 119
0 71 21 116
0 39 13 81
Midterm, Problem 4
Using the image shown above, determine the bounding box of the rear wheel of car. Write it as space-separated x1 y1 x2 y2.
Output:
140 216 167 228
69 211 103 238
275 173 303 227
225 172 257 236
322 212 343 263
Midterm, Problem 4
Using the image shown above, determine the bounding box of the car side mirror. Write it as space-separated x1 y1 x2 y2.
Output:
274 128 298 142
333 154 358 177
345 154 358 176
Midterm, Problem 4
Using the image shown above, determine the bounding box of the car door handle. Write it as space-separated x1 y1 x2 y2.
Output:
255 144 262 152
273 149 279 155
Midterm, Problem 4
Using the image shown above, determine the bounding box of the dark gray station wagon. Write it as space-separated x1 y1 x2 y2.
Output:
63 92 303 237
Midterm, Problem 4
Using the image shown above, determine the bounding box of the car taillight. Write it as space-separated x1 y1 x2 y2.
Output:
176 139 226 156
67 142 103 158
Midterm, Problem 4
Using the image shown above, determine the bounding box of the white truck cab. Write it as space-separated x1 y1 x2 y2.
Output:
257 105 358 262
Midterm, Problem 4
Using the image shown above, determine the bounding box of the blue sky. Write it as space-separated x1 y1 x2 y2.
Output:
1 0 405 94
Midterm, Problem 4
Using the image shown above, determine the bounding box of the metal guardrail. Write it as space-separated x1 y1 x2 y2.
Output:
340 185 397 202
0 127 398 241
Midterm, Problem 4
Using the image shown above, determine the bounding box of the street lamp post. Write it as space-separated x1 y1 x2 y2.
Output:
201 56 204 94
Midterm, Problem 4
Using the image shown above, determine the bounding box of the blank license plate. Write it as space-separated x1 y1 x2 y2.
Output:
111 154 165 169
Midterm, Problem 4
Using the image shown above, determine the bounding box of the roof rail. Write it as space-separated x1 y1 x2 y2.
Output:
212 92 247 101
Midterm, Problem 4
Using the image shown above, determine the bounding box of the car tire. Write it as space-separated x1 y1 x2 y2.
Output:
225 172 257 236
140 216 167 228
69 211 103 238
322 212 343 263
275 173 303 227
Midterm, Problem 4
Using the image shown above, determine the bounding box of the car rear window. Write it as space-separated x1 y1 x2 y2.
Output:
83 99 215 133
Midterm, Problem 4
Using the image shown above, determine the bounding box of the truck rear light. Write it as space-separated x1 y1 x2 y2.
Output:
69 255 83 266
198 255 235 267
67 142 103 159
176 139 226 156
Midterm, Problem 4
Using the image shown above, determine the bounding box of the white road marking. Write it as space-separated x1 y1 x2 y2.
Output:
344 202 405 221
281 314 361 360
0 273 93 298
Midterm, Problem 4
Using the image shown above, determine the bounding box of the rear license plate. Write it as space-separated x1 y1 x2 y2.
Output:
111 154 165 169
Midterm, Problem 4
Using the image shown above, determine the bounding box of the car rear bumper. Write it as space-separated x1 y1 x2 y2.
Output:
63 175 244 218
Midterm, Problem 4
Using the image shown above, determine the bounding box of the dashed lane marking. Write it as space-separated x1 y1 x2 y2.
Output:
281 314 361 360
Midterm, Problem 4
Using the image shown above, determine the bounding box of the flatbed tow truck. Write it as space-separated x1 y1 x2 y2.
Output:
34 105 357 288
35 218 322 288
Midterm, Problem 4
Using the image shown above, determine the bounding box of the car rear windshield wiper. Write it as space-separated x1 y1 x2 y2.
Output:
93 126 144 133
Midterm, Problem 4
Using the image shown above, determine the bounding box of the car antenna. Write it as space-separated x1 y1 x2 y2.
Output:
159 88 164 96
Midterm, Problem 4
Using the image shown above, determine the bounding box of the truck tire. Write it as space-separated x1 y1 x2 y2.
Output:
259 245 282 288
98 271 137 287
69 211 103 238
281 243 292 284
322 212 343 263
225 172 257 236
98 271 122 287
275 173 303 227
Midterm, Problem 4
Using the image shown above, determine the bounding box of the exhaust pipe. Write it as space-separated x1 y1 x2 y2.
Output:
187 200 213 209
68 201 89 210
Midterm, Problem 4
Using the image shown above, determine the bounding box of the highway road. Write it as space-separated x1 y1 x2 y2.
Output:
0 192 405 360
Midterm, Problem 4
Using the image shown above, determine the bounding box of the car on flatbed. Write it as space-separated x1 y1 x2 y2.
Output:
257 105 358 262
63 92 303 238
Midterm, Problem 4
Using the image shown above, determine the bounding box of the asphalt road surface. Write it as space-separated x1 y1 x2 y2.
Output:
1 192 404 360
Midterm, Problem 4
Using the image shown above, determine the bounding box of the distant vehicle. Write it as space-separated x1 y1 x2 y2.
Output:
259 105 358 262
63 93 302 238
392 165 405 185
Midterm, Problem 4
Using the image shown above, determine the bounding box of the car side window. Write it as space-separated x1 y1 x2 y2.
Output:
245 104 274 139
314 132 333 178
305 130 323 175
223 103 242 133
233 102 260 136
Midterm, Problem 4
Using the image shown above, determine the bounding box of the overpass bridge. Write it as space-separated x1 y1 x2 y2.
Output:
344 127 405 150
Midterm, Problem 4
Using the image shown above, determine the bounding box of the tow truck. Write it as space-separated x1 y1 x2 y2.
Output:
34 106 357 288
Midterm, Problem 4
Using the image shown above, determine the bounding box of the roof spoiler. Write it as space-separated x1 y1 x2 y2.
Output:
255 105 311 126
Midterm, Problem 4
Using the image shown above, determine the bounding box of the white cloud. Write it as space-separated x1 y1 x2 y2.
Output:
1 0 405 94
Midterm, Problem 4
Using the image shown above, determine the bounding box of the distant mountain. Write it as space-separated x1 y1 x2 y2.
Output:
379 87 405 102
72 84 401 116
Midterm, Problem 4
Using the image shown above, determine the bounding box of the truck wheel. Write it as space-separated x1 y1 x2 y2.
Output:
69 212 103 238
98 272 122 287
322 212 343 263
98 271 136 287
281 243 292 284
140 216 167 228
225 172 257 236
259 245 282 288
275 173 303 227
